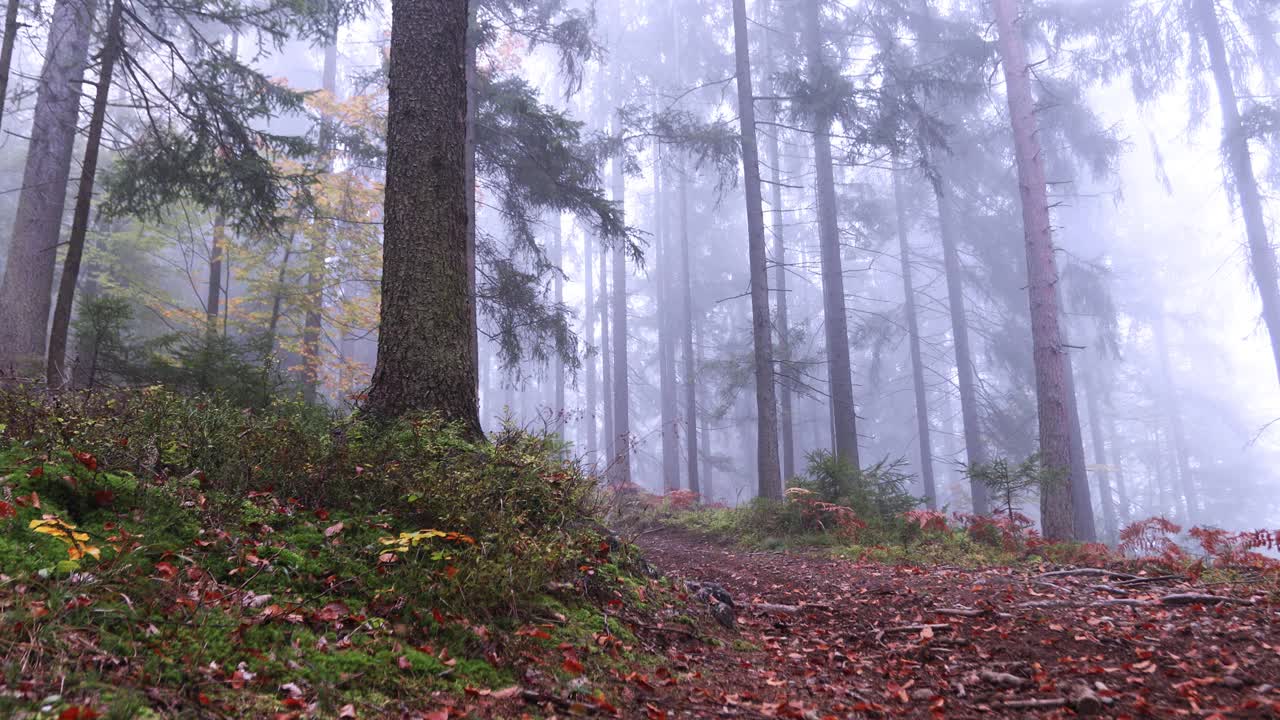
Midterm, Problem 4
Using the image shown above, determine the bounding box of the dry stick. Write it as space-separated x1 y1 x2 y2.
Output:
1038 568 1140 580
979 670 1028 688
882 623 952 634
1115 574 1185 587
935 607 1014 619
997 697 1068 710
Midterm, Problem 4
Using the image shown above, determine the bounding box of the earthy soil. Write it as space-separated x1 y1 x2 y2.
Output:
520 530 1280 719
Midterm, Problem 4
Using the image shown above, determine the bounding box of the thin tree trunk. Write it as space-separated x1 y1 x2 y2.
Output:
1153 310 1196 524
551 211 565 437
1105 400 1131 524
366 0 481 433
801 0 859 468
762 8 796 481
1195 0 1280 388
206 218 226 336
46 0 124 386
0 0 22 130
1082 364 1118 544
0 0 98 374
609 105 632 486
266 236 295 352
731 0 782 500
931 174 989 513
303 34 338 403
992 0 1077 540
584 221 598 462
697 313 712 498
601 234 615 465
1063 351 1097 540
656 141 679 491
678 165 700 495
893 166 937 509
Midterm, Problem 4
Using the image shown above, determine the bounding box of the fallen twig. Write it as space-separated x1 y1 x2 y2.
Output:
1037 568 1139 580
882 623 952 634
996 697 1068 710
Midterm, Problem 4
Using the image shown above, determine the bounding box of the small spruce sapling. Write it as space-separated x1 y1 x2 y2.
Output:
966 455 1048 522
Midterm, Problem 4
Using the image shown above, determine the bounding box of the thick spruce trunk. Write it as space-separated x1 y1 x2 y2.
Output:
46 0 124 386
366 0 481 434
731 0 782 499
992 0 1077 540
0 0 98 374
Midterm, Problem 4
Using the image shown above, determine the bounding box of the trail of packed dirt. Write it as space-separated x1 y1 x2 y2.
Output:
571 530 1280 719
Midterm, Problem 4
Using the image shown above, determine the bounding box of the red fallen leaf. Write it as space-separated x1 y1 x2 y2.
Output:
154 562 178 580
15 492 39 508
491 686 521 699
0 501 15 518
118 437 129 447
444 564 458 578
324 521 344 538
432 607 446 625
282 697 307 709
73 451 98 471
229 670 249 689
58 707 100 720
93 489 114 507
315 602 350 622
421 710 449 720
197 692 211 706
562 656 585 675
338 704 356 718
645 704 668 720
27 466 43 478
398 655 412 670
314 508 330 520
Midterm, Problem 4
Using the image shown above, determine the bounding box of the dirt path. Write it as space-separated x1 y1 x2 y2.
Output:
607 530 1280 718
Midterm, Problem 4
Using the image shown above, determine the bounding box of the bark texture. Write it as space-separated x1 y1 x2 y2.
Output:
1082 366 1118 544
992 0 1076 540
731 0 782 499
0 0 98 374
801 0 859 468
0 0 21 129
47 0 124 386
366 0 481 435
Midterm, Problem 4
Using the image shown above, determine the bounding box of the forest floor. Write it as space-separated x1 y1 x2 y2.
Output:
527 529 1280 719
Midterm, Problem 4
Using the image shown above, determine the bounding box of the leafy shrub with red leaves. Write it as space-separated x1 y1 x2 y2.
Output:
953 511 1040 552
901 509 949 534
664 489 700 510
785 488 867 541
1118 517 1183 557
1188 526 1280 573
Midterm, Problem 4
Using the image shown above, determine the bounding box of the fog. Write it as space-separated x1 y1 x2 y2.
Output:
0 0 1277 539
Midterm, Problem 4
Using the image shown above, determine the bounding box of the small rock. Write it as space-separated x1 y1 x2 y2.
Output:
910 688 934 701
1220 676 1245 690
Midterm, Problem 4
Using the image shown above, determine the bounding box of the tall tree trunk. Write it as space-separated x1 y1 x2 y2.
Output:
731 0 782 500
366 0 481 433
0 0 98 374
1082 364 1118 544
931 174 989 513
0 0 22 130
609 109 632 486
678 165 700 495
1104 400 1131 524
801 0 859 467
697 313 712 498
465 7 480 396
992 0 1077 540
1153 311 1196 523
1195 0 1280 387
551 212 565 437
601 236 615 465
46 0 123 386
584 222 598 462
656 142 680 491
206 218 226 337
303 34 338 404
1063 351 1097 540
762 7 796 480
265 235 295 353
893 166 937 508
